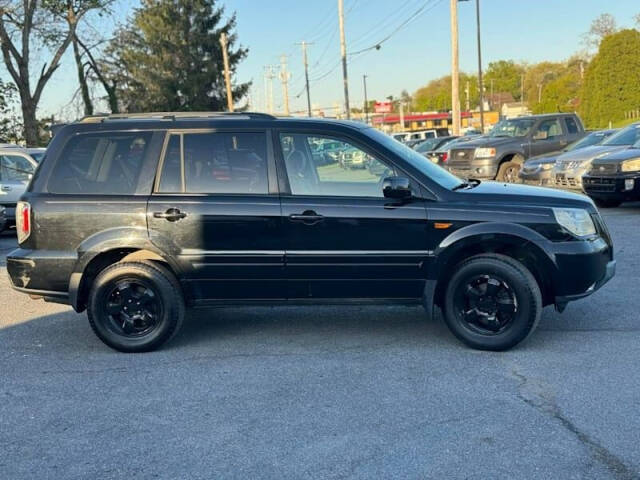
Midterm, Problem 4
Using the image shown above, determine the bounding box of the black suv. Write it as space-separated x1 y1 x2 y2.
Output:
7 113 615 352
447 113 585 182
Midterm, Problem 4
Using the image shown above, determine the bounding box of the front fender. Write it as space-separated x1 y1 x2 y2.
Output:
433 222 559 279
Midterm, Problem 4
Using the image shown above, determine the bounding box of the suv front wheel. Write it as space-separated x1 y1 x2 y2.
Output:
442 254 542 351
87 261 185 352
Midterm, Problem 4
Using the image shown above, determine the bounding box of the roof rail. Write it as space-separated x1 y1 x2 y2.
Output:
79 111 277 123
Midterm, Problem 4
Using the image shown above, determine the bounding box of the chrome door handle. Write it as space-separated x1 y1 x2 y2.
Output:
153 208 187 222
1 185 11 191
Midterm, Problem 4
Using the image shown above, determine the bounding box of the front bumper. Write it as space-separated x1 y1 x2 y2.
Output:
554 167 590 191
556 260 615 305
446 158 498 179
519 167 553 186
583 173 640 201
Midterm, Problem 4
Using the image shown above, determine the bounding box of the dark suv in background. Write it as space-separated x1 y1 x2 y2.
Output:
7 113 614 353
447 113 585 182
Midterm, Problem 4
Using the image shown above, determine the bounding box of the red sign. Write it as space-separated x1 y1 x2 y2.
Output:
374 101 393 113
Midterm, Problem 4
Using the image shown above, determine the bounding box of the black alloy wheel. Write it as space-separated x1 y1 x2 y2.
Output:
103 279 163 337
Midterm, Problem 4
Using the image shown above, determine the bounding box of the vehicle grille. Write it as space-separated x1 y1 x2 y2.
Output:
589 163 618 175
448 148 475 167
583 177 617 192
554 175 581 188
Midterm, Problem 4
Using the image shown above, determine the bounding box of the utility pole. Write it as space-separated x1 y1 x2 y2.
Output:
362 74 369 124
475 0 485 132
338 0 350 119
264 66 275 114
400 101 405 130
297 41 313 116
521 73 525 107
449 0 461 135
465 80 470 112
279 55 291 116
219 33 234 112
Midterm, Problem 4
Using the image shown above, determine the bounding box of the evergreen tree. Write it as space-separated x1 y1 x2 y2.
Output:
107 0 249 112
579 29 640 127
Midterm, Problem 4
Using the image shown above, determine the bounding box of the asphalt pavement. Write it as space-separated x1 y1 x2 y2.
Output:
1 205 640 479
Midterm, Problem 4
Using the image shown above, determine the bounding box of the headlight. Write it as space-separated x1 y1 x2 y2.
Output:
553 208 596 237
540 163 554 170
475 147 496 158
621 158 640 172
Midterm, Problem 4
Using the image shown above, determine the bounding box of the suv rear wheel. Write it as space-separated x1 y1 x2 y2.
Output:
87 261 185 352
442 254 542 351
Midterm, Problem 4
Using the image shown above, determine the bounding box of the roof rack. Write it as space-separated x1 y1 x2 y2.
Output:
79 111 277 123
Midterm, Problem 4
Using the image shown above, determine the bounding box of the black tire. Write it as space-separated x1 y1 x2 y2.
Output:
593 198 622 209
496 158 523 183
87 261 185 353
442 254 542 351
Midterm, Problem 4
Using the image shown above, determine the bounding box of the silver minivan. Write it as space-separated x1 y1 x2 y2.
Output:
0 149 39 231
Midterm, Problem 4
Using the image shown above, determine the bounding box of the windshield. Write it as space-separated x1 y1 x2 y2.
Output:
414 137 441 153
488 118 535 137
366 128 462 190
566 131 613 151
602 124 640 146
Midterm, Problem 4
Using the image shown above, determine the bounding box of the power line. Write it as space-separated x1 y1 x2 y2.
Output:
349 0 444 56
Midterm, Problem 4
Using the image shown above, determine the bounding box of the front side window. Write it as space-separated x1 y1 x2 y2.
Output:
0 155 35 182
534 119 563 139
48 132 151 194
280 134 394 197
488 119 535 138
565 117 579 134
157 131 268 195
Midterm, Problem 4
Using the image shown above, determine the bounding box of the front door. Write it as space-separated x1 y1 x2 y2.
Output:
148 130 284 303
529 118 567 157
276 131 430 300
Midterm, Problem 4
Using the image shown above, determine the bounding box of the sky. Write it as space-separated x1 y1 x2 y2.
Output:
21 0 640 119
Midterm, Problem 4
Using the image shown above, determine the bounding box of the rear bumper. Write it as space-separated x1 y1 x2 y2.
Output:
7 248 76 302
583 173 640 201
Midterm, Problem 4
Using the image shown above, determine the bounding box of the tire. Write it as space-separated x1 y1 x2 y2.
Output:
442 254 542 351
87 261 185 353
496 157 523 183
593 198 622 209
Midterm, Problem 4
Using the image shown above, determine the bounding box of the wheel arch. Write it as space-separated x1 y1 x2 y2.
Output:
69 227 184 312
431 223 559 308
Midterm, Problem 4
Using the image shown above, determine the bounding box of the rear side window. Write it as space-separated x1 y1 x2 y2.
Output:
156 131 268 194
565 117 579 134
48 132 152 194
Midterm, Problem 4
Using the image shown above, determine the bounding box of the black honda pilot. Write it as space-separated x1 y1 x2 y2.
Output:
7 113 615 352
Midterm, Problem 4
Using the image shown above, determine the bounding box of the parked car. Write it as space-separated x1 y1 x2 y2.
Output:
446 113 586 182
553 124 640 191
0 205 6 232
427 136 480 166
520 129 617 186
0 148 38 230
413 136 458 155
7 112 615 353
26 147 46 162
392 128 450 145
583 138 640 208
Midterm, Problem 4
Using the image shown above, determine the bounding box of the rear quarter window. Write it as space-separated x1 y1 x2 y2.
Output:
47 132 152 194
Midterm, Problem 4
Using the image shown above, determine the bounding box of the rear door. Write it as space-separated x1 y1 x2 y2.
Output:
276 130 430 300
147 129 284 303
0 153 36 219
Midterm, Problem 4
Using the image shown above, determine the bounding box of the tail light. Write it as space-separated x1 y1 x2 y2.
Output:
16 201 31 244
442 152 449 163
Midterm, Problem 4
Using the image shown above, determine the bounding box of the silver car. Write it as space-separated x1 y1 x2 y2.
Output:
553 123 640 191
0 149 38 231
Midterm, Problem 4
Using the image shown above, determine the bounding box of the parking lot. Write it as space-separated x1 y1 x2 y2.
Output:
0 205 639 479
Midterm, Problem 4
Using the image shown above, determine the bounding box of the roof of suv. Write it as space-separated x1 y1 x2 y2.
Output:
71 112 370 131
509 113 579 121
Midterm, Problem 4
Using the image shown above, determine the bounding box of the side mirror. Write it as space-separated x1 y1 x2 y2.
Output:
382 176 412 199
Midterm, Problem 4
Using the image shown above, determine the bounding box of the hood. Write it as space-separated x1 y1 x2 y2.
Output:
524 151 562 166
454 136 520 148
591 147 640 165
458 180 593 208
555 144 629 163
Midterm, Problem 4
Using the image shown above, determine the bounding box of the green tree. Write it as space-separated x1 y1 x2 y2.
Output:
0 78 22 143
413 73 478 112
106 0 250 112
484 60 525 102
579 29 640 128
